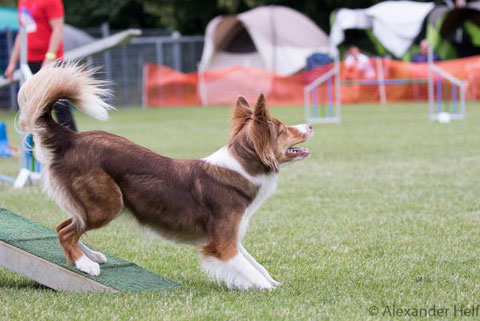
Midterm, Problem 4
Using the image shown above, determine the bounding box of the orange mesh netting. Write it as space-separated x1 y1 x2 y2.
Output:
145 65 201 106
145 56 480 107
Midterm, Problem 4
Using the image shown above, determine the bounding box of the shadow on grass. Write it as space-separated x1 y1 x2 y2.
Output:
0 279 53 291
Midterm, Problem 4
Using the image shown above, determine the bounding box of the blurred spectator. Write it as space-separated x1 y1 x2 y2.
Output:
411 39 440 63
343 46 376 103
344 46 375 79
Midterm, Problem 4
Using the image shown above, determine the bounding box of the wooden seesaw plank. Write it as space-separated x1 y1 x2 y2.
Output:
0 240 112 292
0 208 179 292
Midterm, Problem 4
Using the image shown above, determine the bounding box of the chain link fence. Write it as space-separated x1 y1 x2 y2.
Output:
0 26 204 110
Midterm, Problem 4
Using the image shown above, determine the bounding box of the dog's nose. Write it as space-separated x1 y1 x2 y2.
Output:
305 124 314 137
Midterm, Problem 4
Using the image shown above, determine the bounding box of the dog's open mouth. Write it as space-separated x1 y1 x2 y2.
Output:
286 146 310 159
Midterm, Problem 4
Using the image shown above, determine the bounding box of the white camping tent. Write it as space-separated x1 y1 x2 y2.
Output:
199 5 329 76
330 1 435 58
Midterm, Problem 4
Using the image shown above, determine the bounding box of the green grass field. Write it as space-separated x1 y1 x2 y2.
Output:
1 103 480 320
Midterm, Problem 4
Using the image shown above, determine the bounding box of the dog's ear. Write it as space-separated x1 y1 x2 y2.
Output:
235 96 251 115
250 94 279 173
253 93 270 121
231 96 253 137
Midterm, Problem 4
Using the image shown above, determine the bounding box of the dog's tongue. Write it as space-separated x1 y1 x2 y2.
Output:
286 147 310 158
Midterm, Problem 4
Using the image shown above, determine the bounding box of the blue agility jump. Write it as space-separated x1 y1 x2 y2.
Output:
305 55 466 124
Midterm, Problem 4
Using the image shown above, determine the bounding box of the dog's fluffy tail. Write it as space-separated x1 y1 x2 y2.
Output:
18 62 113 136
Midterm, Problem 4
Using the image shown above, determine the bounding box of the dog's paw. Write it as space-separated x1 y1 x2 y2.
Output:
270 279 282 288
246 277 275 291
75 255 100 276
86 250 107 264
79 242 107 264
254 281 276 291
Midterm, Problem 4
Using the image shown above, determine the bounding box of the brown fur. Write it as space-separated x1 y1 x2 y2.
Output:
18 64 312 274
39 114 259 262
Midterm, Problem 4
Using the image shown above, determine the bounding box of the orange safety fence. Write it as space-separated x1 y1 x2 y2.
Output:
145 55 480 107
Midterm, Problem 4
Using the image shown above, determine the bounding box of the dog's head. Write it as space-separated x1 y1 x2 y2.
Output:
229 94 313 174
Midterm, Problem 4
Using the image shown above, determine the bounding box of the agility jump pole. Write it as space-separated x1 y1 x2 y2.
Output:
375 57 387 105
304 54 341 124
304 46 466 125
427 44 466 121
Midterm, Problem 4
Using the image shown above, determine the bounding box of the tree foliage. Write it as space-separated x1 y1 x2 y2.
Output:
62 0 390 33
3 0 431 34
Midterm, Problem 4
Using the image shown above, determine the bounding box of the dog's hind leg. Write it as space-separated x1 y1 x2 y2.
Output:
55 218 75 262
56 171 123 276
79 242 107 264
56 217 100 275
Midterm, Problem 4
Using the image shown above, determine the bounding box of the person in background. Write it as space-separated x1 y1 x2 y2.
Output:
344 46 375 102
4 0 77 131
411 39 440 63
344 46 376 79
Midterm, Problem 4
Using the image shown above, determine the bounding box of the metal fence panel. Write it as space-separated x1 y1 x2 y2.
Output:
0 27 204 109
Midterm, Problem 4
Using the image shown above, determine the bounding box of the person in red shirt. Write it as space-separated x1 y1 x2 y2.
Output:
5 0 76 131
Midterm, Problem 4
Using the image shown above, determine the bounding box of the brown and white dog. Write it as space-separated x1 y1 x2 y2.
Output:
17 63 313 290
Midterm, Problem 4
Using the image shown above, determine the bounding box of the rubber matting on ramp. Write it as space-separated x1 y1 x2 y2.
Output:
0 208 179 292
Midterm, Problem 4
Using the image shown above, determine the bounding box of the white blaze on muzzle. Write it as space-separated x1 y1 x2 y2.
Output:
291 124 314 140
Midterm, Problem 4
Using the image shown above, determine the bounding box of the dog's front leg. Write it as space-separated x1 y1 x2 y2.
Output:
239 244 281 287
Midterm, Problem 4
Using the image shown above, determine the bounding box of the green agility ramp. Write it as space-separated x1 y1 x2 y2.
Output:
0 208 179 292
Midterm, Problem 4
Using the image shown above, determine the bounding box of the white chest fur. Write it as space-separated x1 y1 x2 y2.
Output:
203 147 278 240
239 174 277 240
